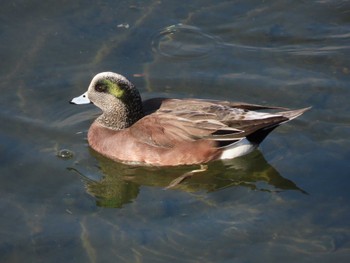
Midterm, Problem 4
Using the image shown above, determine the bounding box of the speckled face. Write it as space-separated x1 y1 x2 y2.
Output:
85 72 140 112
88 72 135 101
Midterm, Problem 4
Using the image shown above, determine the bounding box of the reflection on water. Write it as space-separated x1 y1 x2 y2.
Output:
72 150 305 208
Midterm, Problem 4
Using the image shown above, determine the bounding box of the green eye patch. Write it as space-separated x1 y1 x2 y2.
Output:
98 79 125 98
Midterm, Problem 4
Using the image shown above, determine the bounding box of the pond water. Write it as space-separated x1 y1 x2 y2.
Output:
1 0 350 262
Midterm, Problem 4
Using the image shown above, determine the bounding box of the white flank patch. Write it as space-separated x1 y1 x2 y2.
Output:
220 138 256 160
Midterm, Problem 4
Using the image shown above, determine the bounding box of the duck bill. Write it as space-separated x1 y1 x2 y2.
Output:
70 92 91 105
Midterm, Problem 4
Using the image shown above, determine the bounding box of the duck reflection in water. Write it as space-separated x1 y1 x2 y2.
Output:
70 149 306 208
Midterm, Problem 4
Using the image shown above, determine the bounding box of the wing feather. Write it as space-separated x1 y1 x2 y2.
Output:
130 98 302 148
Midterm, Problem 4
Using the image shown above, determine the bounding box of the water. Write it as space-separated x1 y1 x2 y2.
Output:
1 0 350 262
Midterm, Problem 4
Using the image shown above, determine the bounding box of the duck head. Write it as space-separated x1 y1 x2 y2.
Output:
71 72 144 130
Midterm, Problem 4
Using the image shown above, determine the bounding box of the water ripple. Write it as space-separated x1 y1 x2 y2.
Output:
151 24 221 59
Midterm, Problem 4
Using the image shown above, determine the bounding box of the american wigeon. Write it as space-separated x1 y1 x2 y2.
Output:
70 72 310 166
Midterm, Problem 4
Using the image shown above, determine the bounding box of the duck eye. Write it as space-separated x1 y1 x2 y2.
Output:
95 84 107 92
118 82 128 90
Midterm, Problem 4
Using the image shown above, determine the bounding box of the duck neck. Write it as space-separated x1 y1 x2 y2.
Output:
97 101 144 130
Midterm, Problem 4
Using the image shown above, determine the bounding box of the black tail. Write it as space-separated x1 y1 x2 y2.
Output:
246 125 279 145
247 107 311 145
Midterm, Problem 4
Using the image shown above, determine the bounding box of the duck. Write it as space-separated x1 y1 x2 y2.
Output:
70 72 310 167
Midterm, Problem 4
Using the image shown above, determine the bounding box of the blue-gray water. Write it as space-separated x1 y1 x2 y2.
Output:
1 0 349 262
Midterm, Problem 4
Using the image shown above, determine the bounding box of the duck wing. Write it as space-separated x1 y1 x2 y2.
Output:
131 98 309 148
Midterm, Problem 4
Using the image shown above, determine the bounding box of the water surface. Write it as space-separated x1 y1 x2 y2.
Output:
1 0 349 262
